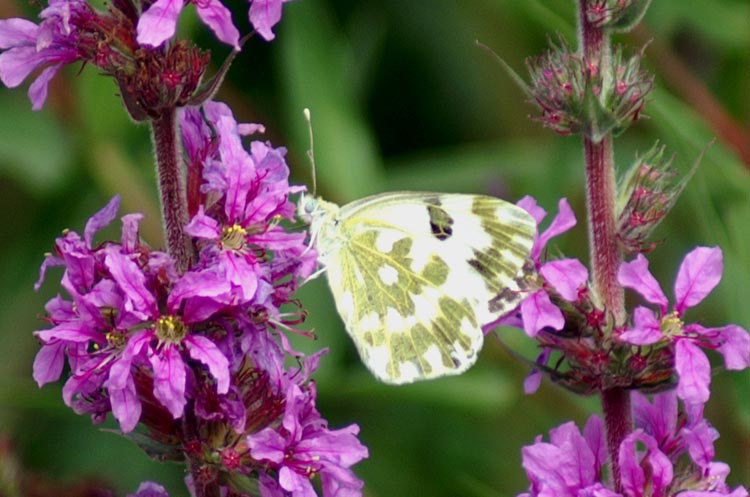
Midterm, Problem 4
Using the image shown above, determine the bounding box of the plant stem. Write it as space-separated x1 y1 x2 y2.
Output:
577 1 629 491
151 109 193 273
583 136 623 322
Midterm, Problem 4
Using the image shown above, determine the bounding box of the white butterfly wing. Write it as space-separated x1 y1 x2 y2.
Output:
309 192 535 384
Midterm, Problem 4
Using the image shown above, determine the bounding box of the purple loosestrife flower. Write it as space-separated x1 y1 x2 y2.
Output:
137 0 293 48
33 196 231 432
518 391 748 497
513 196 581 338
127 482 170 497
137 0 240 49
105 251 232 427
518 416 611 497
618 247 750 406
249 0 295 41
0 0 86 109
494 196 597 394
33 196 146 425
0 0 212 115
182 102 315 308
30 92 367 492
248 383 369 497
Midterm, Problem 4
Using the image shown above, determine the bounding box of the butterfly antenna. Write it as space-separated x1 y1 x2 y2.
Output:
303 108 317 196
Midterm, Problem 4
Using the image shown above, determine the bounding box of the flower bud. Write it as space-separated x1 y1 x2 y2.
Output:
586 0 653 32
616 142 698 254
525 38 652 140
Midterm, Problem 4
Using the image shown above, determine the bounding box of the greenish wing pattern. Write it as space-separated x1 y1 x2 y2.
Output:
339 228 478 380
465 196 536 297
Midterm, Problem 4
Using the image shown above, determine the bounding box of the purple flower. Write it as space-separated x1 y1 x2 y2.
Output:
249 0 294 41
618 247 750 405
136 0 294 47
618 429 673 497
247 383 369 497
519 416 609 497
104 250 232 429
626 391 746 497
127 482 170 497
182 102 315 307
519 391 748 497
137 0 240 49
33 196 232 432
513 196 582 337
0 0 85 109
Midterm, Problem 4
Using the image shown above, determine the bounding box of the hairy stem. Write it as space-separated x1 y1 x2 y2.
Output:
151 110 193 273
583 136 623 322
578 1 630 492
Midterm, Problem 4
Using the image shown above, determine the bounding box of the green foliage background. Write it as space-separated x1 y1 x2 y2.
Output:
0 0 747 495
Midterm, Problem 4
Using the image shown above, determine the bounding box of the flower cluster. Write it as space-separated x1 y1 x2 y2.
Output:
615 143 695 254
0 0 211 116
0 0 292 115
501 197 750 402
523 38 652 140
32 102 368 496
617 247 750 406
499 194 749 496
518 391 748 497
138 0 293 48
585 0 652 31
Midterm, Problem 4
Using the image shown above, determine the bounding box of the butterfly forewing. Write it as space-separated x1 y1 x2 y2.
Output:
306 192 536 384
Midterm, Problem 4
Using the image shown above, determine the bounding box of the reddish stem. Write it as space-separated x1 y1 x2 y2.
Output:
583 136 624 322
578 1 630 492
151 109 193 273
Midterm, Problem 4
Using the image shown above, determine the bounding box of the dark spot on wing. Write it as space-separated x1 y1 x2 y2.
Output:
426 199 454 241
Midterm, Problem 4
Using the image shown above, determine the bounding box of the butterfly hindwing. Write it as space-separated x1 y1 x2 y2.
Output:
302 192 535 384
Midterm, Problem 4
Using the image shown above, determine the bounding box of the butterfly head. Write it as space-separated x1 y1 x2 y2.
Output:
297 193 340 226
297 193 318 225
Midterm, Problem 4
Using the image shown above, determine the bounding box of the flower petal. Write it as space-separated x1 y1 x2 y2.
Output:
520 290 565 337
196 0 240 49
715 324 750 370
28 63 61 110
0 18 38 49
108 373 142 433
680 416 717 470
127 481 170 497
184 207 221 240
675 339 711 405
618 253 668 310
84 196 121 248
32 342 66 386
533 198 576 262
619 306 662 345
150 345 187 418
249 0 288 41
136 0 184 47
247 427 286 463
619 430 673 497
539 258 588 301
104 248 157 318
186 335 230 394
674 246 722 314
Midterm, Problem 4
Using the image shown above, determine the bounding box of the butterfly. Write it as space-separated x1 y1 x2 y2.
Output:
297 191 536 384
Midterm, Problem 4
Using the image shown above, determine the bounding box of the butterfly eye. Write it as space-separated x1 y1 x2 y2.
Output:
304 198 317 215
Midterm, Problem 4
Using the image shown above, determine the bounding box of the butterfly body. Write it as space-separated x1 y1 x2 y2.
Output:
299 191 535 384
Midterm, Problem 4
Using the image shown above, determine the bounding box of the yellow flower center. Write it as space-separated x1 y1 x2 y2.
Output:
156 315 187 344
221 223 248 251
106 331 126 348
660 311 683 336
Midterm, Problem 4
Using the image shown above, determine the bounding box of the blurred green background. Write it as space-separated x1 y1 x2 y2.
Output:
1 0 748 495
